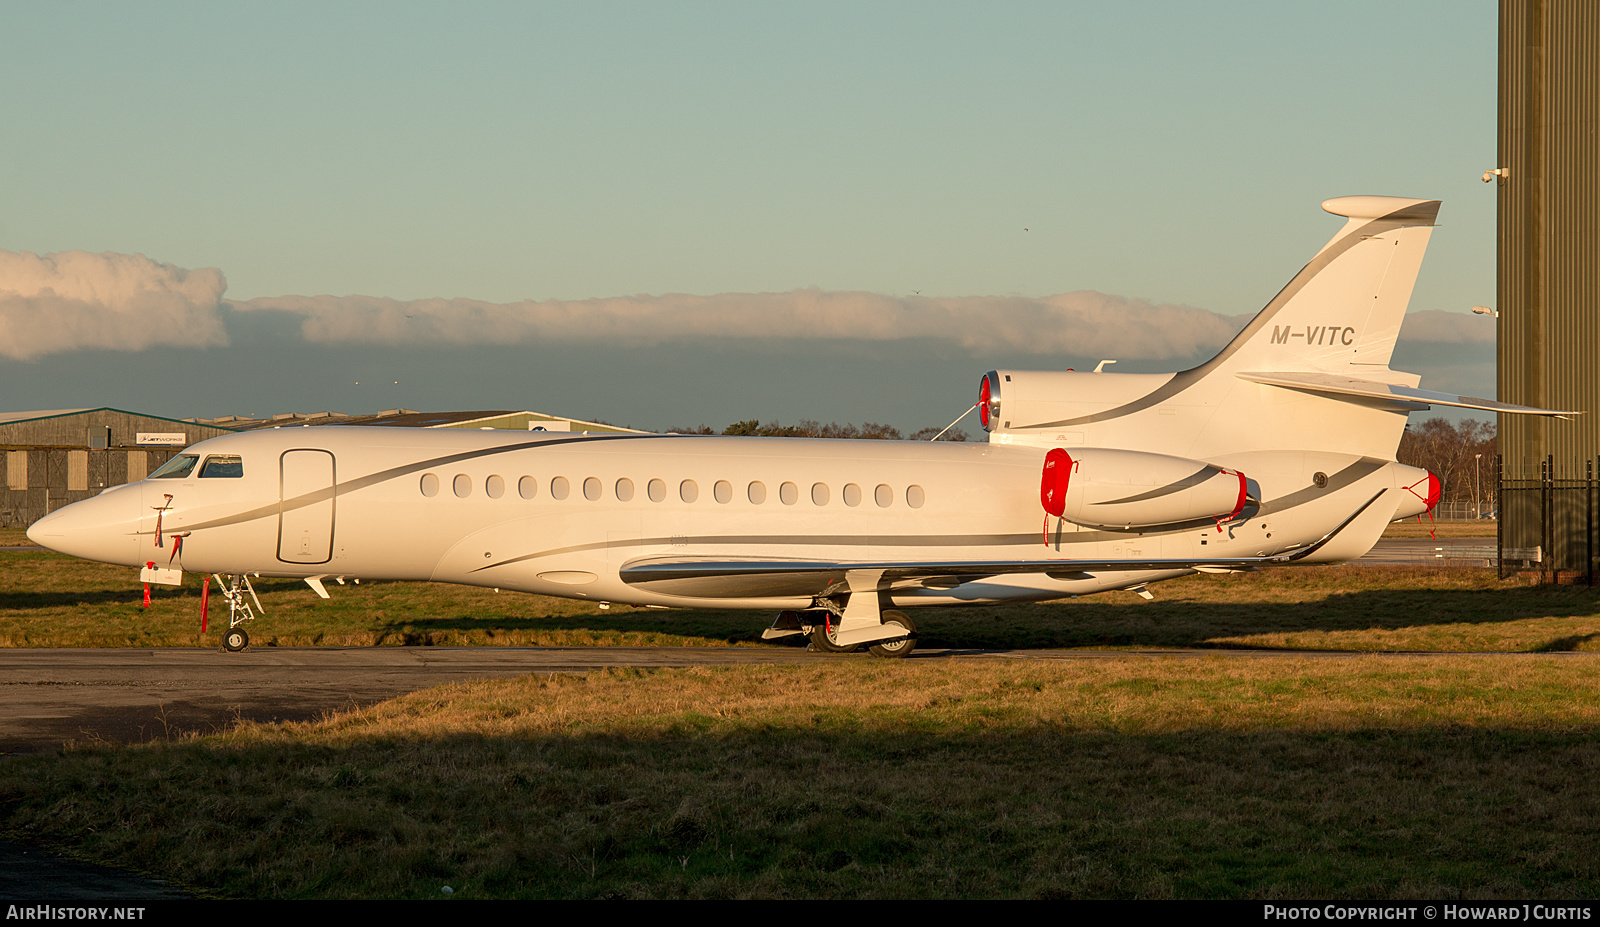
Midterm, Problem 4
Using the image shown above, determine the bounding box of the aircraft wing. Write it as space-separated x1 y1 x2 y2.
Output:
620 487 1392 598
618 555 1280 597
1237 371 1580 418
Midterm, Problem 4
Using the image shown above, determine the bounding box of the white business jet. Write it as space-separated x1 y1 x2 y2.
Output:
28 196 1573 656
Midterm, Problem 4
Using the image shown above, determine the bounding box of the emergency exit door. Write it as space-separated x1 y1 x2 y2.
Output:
278 449 335 564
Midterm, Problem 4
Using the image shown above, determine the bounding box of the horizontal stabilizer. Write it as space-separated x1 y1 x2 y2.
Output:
1237 371 1580 418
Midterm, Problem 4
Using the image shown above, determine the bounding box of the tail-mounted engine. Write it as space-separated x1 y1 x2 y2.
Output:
1040 447 1252 531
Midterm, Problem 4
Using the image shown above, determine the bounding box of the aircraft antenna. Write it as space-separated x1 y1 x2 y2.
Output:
930 403 978 442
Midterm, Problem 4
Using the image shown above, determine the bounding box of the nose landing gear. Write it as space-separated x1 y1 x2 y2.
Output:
212 574 263 653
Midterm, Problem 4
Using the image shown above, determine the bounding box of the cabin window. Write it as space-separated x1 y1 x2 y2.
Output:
583 477 602 501
811 482 829 505
485 475 505 498
680 479 699 503
453 474 472 498
420 473 440 497
518 476 537 499
199 455 244 478
713 480 732 504
616 478 635 502
779 482 799 505
906 485 926 508
843 483 862 507
150 455 199 480
875 484 893 507
647 478 666 502
551 476 570 500
747 481 767 504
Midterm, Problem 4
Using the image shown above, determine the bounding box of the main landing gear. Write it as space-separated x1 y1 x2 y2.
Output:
213 574 263 653
765 608 919 658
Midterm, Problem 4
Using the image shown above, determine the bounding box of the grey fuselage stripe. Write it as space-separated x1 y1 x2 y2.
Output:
472 456 1387 572
1254 457 1388 517
152 436 1391 569
1091 466 1217 506
142 433 666 535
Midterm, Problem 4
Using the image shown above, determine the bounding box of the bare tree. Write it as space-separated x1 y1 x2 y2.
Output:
1398 417 1496 515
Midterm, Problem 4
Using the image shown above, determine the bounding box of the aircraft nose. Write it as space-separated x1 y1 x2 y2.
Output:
26 487 142 566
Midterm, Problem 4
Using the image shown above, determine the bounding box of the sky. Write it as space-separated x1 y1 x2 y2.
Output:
0 1 1500 433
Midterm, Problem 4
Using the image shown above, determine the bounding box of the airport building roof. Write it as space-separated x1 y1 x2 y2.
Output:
192 409 646 434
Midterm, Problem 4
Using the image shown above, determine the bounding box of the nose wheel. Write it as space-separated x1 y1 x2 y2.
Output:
212 574 263 654
223 627 250 652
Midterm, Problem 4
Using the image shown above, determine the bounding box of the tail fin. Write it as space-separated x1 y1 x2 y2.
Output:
1204 195 1438 376
985 195 1571 459
983 196 1441 459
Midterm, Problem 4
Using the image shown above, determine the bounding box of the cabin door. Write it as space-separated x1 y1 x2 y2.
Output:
278 449 335 564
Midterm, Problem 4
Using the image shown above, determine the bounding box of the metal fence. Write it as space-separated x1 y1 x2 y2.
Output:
1497 454 1596 582
1429 501 1496 521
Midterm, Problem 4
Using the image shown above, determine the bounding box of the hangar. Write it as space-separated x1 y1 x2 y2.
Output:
0 408 236 528
194 408 644 434
1495 0 1600 577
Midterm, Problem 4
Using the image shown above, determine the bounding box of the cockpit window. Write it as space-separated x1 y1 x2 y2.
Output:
199 455 244 478
149 454 199 479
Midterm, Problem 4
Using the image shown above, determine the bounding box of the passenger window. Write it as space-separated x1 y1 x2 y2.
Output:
199 455 244 478
150 455 199 479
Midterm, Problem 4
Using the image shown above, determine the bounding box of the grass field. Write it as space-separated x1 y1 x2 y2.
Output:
6 529 1600 899
2 546 1593 652
1378 518 1496 539
2 657 1598 899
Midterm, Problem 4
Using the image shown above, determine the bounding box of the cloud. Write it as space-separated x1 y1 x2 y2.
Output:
0 250 229 360
233 289 1252 360
1397 309 1496 344
0 246 1496 371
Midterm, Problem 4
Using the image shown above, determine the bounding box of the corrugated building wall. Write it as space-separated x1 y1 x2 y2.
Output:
1497 0 1600 571
1499 0 1600 474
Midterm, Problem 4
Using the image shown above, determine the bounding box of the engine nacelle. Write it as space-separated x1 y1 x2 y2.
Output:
1390 465 1441 520
980 368 1175 434
1040 447 1250 530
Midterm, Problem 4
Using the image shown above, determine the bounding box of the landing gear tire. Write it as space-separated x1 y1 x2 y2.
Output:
223 627 250 653
868 610 917 659
808 619 859 654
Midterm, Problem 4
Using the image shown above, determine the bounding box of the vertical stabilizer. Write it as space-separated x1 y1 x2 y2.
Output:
1206 196 1438 377
984 196 1443 460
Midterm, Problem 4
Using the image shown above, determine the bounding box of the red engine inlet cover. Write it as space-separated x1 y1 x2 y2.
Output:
1425 471 1442 510
1041 448 1072 517
979 376 992 428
